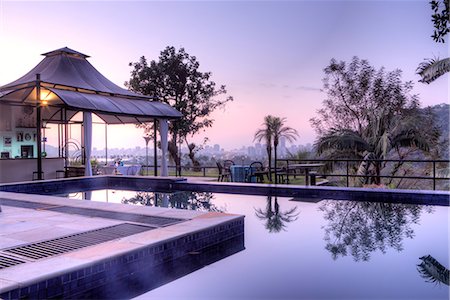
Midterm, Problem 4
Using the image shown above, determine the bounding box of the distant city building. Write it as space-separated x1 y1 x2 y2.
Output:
280 137 286 158
247 146 256 157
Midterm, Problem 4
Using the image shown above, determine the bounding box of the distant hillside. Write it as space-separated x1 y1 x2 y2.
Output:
430 103 449 137
426 103 449 159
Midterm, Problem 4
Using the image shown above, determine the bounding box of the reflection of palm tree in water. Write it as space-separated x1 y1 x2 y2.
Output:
417 255 449 286
320 200 432 261
255 196 299 233
121 191 224 212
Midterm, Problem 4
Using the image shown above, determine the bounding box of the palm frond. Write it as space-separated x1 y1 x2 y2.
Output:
417 57 450 84
315 129 369 155
374 132 391 159
391 129 431 152
417 255 450 285
356 152 377 185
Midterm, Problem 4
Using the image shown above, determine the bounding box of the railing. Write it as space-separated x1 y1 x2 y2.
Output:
139 158 449 190
140 165 219 178
277 158 450 190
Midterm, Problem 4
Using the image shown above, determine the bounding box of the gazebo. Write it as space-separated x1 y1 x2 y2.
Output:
0 47 182 182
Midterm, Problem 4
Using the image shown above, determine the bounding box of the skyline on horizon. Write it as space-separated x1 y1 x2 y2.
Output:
1 0 448 150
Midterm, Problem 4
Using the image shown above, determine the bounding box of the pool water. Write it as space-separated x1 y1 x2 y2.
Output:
64 190 450 299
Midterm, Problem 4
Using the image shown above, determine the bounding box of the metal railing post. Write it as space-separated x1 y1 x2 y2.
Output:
286 160 290 184
433 161 436 190
346 160 349 187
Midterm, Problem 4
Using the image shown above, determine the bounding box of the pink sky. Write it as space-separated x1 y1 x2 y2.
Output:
0 1 448 150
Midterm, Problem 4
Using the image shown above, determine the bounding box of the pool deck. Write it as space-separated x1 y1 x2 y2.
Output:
0 191 244 299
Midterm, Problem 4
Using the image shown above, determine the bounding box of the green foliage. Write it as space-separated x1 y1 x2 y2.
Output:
126 46 232 167
430 0 449 43
287 148 312 160
417 0 449 83
417 57 450 84
312 57 440 185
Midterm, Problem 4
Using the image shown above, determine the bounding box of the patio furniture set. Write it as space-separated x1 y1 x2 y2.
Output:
216 160 327 186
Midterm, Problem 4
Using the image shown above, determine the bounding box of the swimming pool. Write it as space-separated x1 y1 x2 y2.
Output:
63 189 450 300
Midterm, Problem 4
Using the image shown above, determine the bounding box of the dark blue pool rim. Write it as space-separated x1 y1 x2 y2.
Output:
0 176 448 206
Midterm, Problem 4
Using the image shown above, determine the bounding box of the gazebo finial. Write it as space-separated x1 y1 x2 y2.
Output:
41 47 90 59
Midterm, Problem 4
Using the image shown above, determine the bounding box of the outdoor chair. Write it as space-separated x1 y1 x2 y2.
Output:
247 161 268 183
223 160 235 181
275 167 289 184
216 161 231 182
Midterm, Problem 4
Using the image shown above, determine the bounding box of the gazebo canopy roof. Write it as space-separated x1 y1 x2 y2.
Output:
0 47 182 123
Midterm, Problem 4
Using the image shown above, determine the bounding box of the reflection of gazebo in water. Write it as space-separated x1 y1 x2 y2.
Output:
0 47 181 182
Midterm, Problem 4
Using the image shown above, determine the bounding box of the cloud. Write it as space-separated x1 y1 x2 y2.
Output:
259 83 277 88
295 85 322 92
258 83 322 92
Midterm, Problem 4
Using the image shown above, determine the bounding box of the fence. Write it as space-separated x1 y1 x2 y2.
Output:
140 158 450 190
277 158 450 190
140 165 219 178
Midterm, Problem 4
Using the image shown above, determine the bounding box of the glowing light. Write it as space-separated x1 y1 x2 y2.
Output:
41 100 48 106
40 90 53 101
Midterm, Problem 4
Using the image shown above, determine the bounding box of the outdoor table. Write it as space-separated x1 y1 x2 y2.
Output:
99 166 116 175
230 165 257 183
287 163 325 185
116 165 141 175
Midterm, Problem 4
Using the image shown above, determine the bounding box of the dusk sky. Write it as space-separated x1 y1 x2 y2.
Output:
0 0 448 150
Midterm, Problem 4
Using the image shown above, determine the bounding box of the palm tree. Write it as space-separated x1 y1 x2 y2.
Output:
254 115 275 181
271 117 299 184
417 57 450 84
315 108 431 185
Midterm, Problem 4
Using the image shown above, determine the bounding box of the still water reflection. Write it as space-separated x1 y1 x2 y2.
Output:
319 200 433 261
417 255 450 286
120 191 224 212
66 190 449 299
254 196 300 233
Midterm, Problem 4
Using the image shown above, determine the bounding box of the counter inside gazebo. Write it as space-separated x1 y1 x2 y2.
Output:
0 47 182 183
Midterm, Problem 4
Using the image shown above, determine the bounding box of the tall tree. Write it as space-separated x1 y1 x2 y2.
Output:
254 115 298 182
254 115 276 181
271 117 299 183
417 0 449 83
126 46 233 172
311 57 439 186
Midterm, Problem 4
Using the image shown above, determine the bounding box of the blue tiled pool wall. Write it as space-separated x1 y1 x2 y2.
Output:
0 218 244 300
0 176 175 195
171 182 450 206
0 176 448 206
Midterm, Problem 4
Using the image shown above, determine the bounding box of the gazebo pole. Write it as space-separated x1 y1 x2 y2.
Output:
153 119 157 176
105 123 108 165
36 74 43 180
143 135 151 176
159 119 169 177
64 108 69 169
